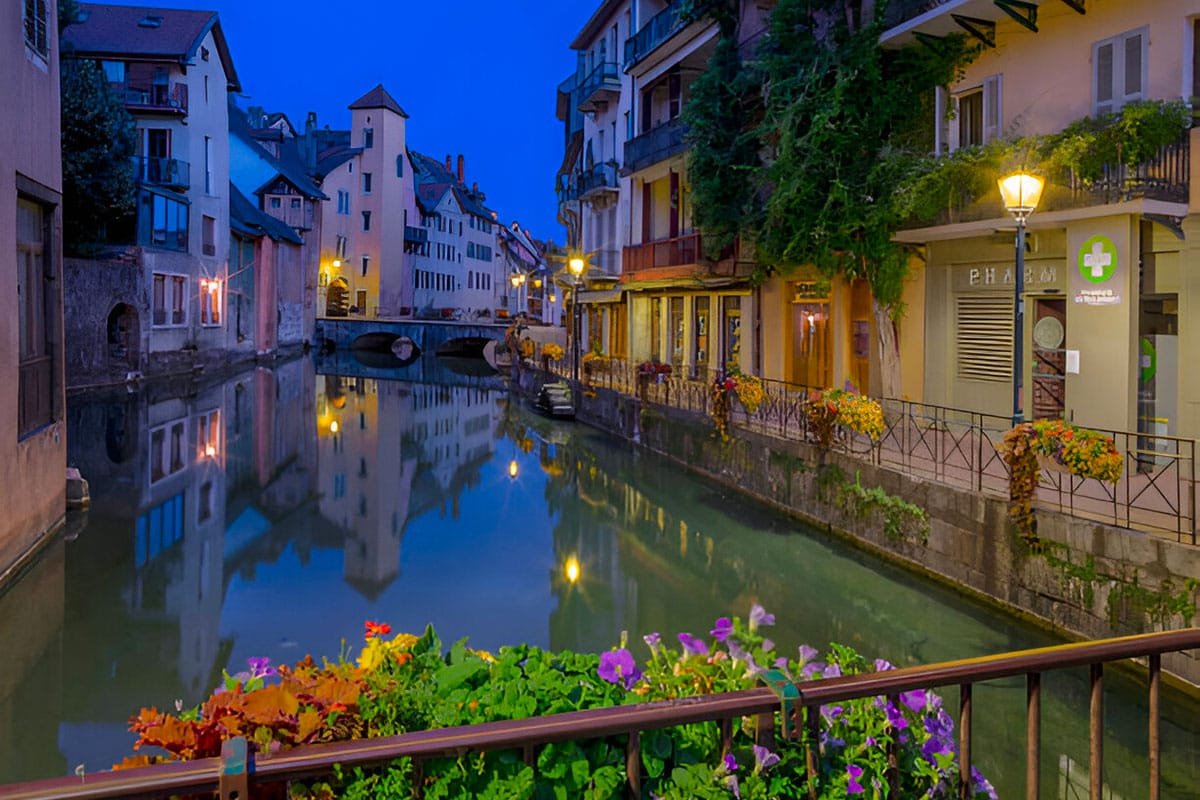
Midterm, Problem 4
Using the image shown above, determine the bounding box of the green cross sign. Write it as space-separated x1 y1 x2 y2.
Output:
1078 235 1118 284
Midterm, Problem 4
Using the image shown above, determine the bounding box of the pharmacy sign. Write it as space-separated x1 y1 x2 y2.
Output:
1073 234 1121 306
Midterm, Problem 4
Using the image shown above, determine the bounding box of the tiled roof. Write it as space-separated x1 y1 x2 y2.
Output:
314 146 360 179
65 3 241 90
229 104 327 200
348 84 409 118
229 183 303 245
409 150 495 221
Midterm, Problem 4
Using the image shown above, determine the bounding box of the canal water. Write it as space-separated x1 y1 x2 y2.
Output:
1 356 1198 797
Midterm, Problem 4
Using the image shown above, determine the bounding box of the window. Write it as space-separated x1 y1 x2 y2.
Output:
145 192 188 251
101 60 125 83
196 410 220 458
362 172 372 194
152 273 187 326
361 255 370 276
270 197 281 209
951 75 1000 151
149 419 187 483
204 136 213 194
1094 28 1147 114
956 295 1013 381
396 155 404 177
17 196 56 436
363 127 374 148
467 242 475 258
362 210 371 231
336 234 347 259
202 214 215 256
957 89 984 148
200 279 221 326
290 198 300 209
23 0 49 58
356 290 367 310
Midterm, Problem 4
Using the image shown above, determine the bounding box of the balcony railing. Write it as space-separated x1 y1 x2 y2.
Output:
623 232 701 271
624 2 686 70
5 629 1199 800
904 133 1191 229
624 117 688 173
579 162 619 199
268 203 314 232
132 156 189 190
404 225 428 245
882 0 952 31
114 82 188 114
577 61 621 112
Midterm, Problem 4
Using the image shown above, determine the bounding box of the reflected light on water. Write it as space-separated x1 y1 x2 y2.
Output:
330 420 339 434
508 459 519 479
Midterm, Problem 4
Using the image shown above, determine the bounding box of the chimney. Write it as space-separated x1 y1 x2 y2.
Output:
457 155 465 183
472 181 478 195
305 112 318 169
445 154 453 173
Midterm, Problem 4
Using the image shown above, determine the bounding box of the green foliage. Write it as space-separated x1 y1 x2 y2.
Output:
60 58 137 254
829 470 931 544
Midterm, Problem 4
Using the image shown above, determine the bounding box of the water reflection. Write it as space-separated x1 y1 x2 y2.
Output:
0 360 1196 797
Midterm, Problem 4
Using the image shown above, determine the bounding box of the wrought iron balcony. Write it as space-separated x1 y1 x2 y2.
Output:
624 3 686 70
114 81 188 114
623 232 701 271
624 117 688 173
132 156 189 190
577 62 621 113
579 162 619 200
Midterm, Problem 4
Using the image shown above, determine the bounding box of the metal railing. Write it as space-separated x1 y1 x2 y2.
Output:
624 116 688 173
624 2 686 70
577 61 621 111
114 82 188 113
579 161 620 198
622 231 701 271
132 156 189 190
5 629 1197 800
548 358 1197 541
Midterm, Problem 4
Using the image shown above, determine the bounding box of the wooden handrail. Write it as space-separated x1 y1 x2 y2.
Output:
5 629 1198 800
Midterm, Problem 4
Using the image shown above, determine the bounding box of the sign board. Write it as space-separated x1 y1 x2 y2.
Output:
1072 235 1122 306
952 262 1064 292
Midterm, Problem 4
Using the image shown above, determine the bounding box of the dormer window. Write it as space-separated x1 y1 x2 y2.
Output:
137 14 164 28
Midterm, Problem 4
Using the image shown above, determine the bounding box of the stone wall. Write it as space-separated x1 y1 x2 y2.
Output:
527 374 1200 684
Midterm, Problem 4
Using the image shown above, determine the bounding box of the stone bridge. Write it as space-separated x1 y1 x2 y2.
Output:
314 317 508 355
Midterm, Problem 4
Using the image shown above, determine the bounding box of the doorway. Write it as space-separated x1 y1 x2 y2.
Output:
792 300 831 389
849 280 872 394
1031 297 1066 419
325 279 349 317
106 303 139 368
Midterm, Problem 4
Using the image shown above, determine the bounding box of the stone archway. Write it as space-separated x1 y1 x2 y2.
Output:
106 303 139 368
326 279 350 317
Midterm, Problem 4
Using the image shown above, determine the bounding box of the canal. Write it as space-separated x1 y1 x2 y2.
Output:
0 356 1198 797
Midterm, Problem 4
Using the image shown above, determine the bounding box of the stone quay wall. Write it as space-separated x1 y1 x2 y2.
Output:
517 372 1200 685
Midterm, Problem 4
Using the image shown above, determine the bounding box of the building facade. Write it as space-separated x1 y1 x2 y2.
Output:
0 0 68 577
887 1 1200 439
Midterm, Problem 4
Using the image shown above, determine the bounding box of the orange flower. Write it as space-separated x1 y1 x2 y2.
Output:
364 620 392 639
394 651 412 666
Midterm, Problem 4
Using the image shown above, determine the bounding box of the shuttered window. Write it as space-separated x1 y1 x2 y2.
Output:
956 295 1013 382
1093 28 1146 115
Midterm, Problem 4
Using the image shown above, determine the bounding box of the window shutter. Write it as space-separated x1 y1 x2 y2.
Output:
1121 31 1144 104
982 75 1003 142
948 92 961 152
934 86 949 154
956 295 1014 382
1094 41 1116 115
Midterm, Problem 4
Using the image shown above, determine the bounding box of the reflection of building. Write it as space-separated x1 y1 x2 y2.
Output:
315 375 504 596
0 0 68 581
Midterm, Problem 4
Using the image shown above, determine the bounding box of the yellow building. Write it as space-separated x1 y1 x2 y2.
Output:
887 1 1200 438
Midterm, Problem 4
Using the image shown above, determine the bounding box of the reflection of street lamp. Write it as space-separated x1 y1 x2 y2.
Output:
508 458 519 480
568 256 586 382
998 172 1045 426
563 555 581 585
510 270 527 317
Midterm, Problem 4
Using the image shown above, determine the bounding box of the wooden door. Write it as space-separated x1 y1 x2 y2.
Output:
1031 298 1066 419
849 280 872 394
792 301 831 389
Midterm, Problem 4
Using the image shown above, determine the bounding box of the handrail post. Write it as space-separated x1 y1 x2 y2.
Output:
1026 672 1040 800
219 736 250 800
1149 654 1161 800
1090 663 1103 800
886 694 901 796
626 730 641 799
804 704 820 800
959 683 972 800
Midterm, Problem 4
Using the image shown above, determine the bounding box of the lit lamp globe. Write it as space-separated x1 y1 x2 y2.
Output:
568 257 585 280
997 172 1045 220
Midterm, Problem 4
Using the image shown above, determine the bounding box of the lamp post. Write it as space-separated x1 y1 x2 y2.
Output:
568 256 586 382
510 270 526 319
998 171 1046 426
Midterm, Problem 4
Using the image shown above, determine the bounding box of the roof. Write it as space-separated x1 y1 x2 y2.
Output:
410 150 497 220
570 0 627 50
65 3 241 91
229 103 327 200
314 146 361 179
229 183 303 245
348 84 409 117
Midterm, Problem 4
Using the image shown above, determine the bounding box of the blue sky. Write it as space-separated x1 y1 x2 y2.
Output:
108 0 596 245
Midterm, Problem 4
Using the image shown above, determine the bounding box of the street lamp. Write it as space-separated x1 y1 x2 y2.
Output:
998 171 1045 426
510 270 526 319
568 256 586 382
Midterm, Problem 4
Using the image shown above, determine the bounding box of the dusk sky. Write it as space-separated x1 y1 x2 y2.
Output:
108 0 597 245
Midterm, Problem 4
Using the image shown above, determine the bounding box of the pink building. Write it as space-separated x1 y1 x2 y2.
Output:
0 0 68 577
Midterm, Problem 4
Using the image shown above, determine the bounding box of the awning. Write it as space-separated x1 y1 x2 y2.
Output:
619 275 747 292
577 288 625 304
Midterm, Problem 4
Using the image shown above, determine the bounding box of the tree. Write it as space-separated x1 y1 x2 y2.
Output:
683 0 974 395
60 57 137 254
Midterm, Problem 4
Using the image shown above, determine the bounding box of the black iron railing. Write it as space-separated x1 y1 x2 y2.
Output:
624 2 686 70
577 61 621 111
624 117 688 173
5 630 1197 799
132 156 189 190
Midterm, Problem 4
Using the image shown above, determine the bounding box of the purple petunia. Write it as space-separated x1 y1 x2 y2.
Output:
847 764 865 794
884 701 909 730
822 663 842 679
752 744 780 772
760 638 774 653
821 704 844 721
900 689 927 713
247 656 276 679
972 766 999 800
748 603 775 631
798 644 819 664
724 753 739 773
710 617 734 641
598 648 643 690
874 658 894 672
801 661 825 679
677 632 709 656
643 632 661 651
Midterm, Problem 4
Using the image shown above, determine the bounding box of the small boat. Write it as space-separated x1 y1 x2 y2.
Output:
534 381 575 420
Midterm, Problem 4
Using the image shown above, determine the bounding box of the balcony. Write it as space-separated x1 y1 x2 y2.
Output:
577 62 621 113
267 202 314 232
624 117 688 174
132 156 189 191
623 232 701 271
901 134 1191 230
114 82 188 114
882 0 951 31
404 225 428 245
624 3 686 71
579 162 619 201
